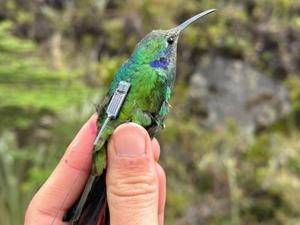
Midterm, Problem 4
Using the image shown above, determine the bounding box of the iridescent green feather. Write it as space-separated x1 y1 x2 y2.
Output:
67 9 216 225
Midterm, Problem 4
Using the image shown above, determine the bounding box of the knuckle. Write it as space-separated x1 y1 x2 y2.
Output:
107 157 159 208
109 173 157 197
108 172 158 208
24 195 64 225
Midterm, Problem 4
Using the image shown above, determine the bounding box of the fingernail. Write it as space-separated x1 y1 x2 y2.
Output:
89 114 98 135
113 125 146 157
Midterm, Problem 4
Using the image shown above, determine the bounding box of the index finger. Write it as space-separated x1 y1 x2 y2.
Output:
25 114 98 225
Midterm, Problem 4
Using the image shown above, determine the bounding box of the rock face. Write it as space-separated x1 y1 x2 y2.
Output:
189 57 291 133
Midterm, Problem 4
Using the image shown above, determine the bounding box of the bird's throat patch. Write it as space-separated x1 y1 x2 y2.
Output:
150 57 169 69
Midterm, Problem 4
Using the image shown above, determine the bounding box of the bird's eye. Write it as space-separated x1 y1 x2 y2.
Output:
167 36 175 45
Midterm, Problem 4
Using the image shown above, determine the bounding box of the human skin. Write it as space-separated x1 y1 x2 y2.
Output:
25 114 166 225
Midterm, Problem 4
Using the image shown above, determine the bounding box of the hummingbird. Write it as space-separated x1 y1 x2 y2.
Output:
63 9 216 225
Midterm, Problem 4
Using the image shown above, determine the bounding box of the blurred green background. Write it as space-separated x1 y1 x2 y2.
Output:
0 0 300 225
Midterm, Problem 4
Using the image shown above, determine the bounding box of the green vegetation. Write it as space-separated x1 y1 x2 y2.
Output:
0 0 299 225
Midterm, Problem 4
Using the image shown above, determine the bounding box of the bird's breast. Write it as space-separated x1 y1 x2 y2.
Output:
123 70 167 113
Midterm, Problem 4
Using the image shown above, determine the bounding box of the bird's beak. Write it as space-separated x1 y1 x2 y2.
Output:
171 9 216 33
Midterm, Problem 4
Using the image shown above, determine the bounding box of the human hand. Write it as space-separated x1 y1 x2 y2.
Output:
25 114 166 225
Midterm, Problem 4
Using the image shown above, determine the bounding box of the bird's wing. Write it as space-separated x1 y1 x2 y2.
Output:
147 86 172 137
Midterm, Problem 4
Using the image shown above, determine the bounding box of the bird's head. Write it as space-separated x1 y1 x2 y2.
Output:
130 9 216 82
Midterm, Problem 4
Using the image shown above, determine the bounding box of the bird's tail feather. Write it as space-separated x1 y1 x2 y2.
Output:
64 171 109 225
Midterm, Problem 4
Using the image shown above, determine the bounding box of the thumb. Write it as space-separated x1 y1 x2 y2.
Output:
106 123 159 225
